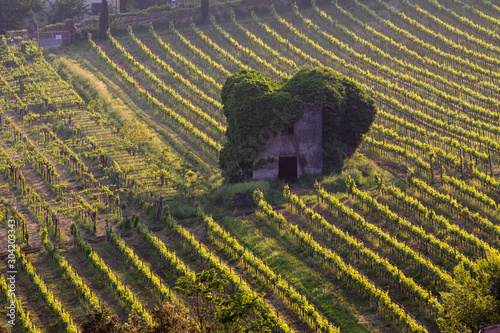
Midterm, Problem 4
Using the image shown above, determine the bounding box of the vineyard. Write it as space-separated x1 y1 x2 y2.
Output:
1 0 500 331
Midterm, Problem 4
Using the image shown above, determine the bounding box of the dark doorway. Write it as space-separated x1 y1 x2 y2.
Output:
279 156 298 181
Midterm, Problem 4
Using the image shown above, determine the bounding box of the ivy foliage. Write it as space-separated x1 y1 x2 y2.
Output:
281 67 377 174
220 70 302 182
219 67 377 182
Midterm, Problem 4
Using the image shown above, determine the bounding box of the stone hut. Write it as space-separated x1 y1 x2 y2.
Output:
253 102 322 181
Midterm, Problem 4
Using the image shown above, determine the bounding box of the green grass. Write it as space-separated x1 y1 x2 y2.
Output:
213 214 385 333
320 152 403 194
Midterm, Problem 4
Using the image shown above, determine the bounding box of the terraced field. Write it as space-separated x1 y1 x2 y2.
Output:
1 0 500 332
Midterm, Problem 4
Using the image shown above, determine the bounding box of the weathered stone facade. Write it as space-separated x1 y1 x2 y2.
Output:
253 102 322 180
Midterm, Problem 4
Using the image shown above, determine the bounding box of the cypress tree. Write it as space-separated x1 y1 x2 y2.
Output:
99 0 109 37
201 0 209 23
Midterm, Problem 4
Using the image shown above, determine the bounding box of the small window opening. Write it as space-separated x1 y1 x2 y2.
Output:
282 125 294 135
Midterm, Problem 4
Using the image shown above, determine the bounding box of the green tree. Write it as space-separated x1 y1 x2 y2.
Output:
437 254 500 333
47 0 90 24
99 0 109 37
175 269 224 332
0 0 45 33
175 269 271 332
118 118 153 154
218 292 271 332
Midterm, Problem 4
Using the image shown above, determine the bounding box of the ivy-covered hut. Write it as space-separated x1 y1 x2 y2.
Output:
219 67 377 182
